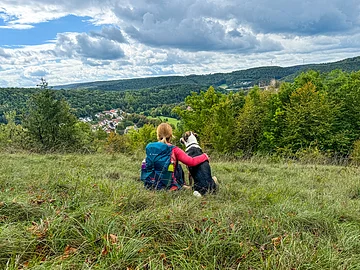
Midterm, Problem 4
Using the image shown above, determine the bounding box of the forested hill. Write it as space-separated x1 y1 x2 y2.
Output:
54 56 360 91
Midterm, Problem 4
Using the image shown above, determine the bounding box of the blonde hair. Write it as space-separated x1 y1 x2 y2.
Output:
157 123 172 143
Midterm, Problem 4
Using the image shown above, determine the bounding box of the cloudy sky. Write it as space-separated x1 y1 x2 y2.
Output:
0 0 360 87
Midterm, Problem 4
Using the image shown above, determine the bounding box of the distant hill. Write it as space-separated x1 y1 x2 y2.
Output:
55 56 360 91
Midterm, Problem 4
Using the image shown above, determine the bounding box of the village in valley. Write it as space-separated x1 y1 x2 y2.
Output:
79 109 138 134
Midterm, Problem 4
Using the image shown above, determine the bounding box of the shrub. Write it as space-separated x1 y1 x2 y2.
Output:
350 139 360 165
105 132 130 153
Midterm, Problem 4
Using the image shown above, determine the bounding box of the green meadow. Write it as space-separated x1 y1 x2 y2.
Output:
147 116 180 126
1 153 360 269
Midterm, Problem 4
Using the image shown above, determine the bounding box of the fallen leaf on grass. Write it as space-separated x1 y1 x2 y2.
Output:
28 220 49 239
104 234 118 244
272 236 282 247
34 199 46 205
30 199 56 205
160 253 166 261
64 245 77 254
18 261 29 270
109 234 118 243
101 246 109 256
60 245 78 260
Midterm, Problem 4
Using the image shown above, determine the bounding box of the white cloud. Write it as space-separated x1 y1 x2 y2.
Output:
0 24 34 29
53 32 126 60
0 48 11 58
0 0 360 87
24 67 49 78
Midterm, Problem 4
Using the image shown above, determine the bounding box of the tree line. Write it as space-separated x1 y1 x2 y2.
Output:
1 70 360 164
0 84 210 123
175 70 360 162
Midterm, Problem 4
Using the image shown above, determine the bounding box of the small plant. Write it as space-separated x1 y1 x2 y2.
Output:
350 139 360 165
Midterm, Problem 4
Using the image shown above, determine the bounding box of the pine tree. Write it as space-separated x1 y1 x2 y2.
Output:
23 79 78 151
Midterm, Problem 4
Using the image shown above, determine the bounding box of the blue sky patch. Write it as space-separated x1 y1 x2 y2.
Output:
0 15 100 47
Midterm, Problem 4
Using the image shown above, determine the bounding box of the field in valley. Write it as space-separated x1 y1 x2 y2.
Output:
1 153 360 269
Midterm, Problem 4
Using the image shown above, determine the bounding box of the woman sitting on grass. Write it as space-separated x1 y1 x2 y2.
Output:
140 123 209 191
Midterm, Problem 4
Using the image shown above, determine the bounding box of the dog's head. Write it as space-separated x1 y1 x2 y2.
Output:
180 131 199 148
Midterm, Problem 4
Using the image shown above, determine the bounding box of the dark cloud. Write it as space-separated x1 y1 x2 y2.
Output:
113 0 284 52
114 0 360 51
75 33 125 59
225 0 360 35
227 29 242 38
90 26 127 43
125 17 282 52
54 32 125 60
4 0 360 54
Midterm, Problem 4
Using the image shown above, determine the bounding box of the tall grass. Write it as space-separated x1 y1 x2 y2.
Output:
1 153 360 269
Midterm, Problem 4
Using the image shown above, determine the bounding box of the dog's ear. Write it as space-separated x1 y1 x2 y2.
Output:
183 131 191 142
180 138 185 145
193 132 199 139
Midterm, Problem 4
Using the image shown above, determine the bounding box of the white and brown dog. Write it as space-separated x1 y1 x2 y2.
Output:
180 131 217 196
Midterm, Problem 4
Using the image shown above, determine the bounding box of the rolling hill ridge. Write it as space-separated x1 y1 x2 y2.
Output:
54 56 360 91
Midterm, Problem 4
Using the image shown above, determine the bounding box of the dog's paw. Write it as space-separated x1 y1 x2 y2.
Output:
212 176 219 185
193 191 202 197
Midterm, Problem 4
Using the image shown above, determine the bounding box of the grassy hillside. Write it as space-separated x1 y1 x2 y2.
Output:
1 153 360 269
54 56 360 91
147 116 180 126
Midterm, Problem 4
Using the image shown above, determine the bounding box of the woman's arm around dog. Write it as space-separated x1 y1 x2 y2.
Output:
172 147 208 167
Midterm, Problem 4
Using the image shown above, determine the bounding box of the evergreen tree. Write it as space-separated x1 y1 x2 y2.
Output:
23 79 79 151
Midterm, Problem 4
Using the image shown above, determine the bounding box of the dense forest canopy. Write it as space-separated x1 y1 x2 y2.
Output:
173 69 360 159
0 84 212 123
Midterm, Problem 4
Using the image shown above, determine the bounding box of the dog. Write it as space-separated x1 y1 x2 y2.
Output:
180 131 217 196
